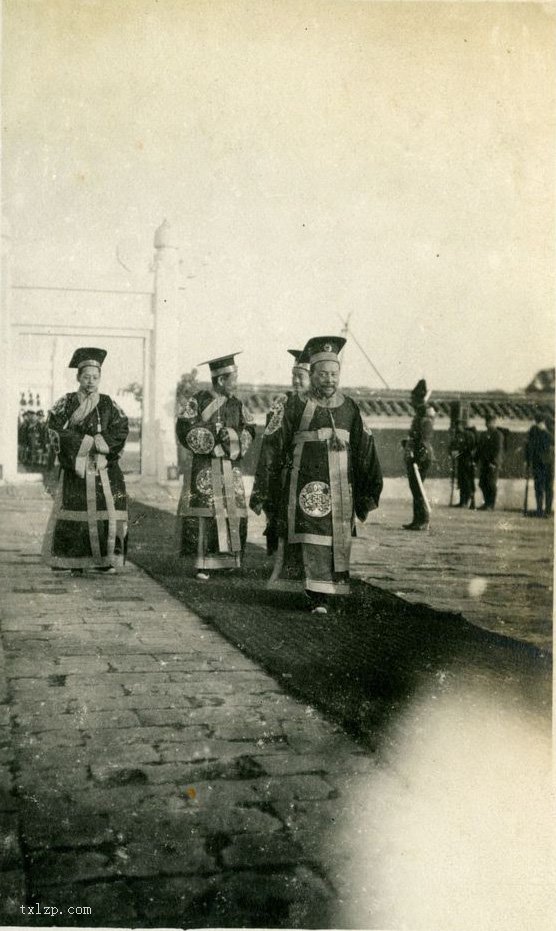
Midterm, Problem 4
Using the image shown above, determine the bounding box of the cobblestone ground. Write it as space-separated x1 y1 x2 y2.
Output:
0 490 371 928
0 484 552 930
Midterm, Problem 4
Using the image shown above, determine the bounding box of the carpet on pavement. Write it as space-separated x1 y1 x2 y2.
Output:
128 500 551 752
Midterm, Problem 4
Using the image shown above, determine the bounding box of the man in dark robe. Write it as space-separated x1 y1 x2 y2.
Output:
525 412 553 517
477 415 504 510
261 348 311 555
250 336 383 614
42 347 129 575
176 352 256 581
403 379 435 530
450 420 477 509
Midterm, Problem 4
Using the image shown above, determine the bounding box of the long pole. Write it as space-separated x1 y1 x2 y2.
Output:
337 313 390 389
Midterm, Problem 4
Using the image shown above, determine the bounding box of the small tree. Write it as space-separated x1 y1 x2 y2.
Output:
120 382 143 407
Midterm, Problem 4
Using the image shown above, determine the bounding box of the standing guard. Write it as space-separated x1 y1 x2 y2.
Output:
35 410 48 467
477 415 504 510
403 379 435 531
525 412 553 518
176 352 256 581
250 335 383 614
450 419 477 509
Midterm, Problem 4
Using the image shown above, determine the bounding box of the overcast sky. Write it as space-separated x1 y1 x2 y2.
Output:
3 0 555 391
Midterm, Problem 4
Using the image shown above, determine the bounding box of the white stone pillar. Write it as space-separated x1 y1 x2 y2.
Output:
0 216 17 481
51 335 67 407
145 220 180 481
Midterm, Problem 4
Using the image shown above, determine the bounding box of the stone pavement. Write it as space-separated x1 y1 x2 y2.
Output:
0 489 373 928
353 500 553 650
0 484 552 930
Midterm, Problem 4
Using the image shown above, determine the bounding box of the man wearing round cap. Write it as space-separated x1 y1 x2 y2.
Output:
288 349 311 398
477 414 504 511
176 352 256 580
258 349 311 555
250 336 383 614
41 348 129 575
264 349 311 431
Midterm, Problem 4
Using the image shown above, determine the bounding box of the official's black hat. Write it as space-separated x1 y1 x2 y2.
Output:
287 349 310 371
69 347 107 370
410 378 431 407
198 352 242 377
302 336 346 365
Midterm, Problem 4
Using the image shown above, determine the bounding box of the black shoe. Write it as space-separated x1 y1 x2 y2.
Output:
477 505 489 511
402 522 417 529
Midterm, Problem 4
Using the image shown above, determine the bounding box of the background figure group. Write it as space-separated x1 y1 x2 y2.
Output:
403 379 434 530
18 409 49 468
41 348 129 575
477 415 504 510
250 336 383 614
176 353 256 581
525 412 553 517
450 420 477 509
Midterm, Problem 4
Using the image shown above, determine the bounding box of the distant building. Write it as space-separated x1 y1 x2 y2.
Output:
236 384 555 480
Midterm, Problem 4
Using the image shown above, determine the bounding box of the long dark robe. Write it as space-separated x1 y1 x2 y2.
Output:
250 391 383 595
176 391 256 570
405 409 434 525
42 393 129 569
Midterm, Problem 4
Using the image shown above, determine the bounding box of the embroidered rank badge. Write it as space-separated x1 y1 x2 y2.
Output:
186 426 215 455
195 467 214 499
180 397 198 420
264 394 287 436
299 481 332 517
50 396 68 417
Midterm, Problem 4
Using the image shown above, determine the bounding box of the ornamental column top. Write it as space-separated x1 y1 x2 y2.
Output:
154 219 178 250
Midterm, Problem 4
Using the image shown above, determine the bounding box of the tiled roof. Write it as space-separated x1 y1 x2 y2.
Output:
233 384 555 422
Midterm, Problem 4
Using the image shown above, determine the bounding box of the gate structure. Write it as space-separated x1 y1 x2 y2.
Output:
0 220 181 483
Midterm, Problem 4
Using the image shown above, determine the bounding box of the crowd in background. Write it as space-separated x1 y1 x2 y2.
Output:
17 386 554 521
17 394 55 470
